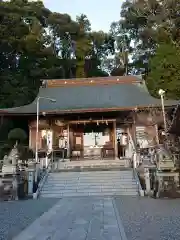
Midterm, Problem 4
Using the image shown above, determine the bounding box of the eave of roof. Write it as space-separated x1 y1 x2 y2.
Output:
0 76 178 116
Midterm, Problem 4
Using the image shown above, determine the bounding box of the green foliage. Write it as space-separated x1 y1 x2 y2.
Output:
106 0 180 98
0 119 14 142
109 0 180 75
0 0 179 105
146 43 180 99
0 1 114 109
8 128 27 143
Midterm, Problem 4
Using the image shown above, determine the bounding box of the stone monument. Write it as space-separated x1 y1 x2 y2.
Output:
156 147 175 171
154 146 179 198
2 144 20 175
0 144 21 200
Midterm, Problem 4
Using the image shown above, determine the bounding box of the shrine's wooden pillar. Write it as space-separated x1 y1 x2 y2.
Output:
67 123 70 158
113 120 118 158
29 126 32 148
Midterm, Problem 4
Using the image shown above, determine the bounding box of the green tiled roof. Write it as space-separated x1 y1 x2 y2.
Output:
0 76 177 115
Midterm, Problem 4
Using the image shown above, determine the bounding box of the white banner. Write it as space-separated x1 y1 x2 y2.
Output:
46 130 53 150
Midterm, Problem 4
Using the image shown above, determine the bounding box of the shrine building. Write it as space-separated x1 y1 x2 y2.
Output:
0 76 177 160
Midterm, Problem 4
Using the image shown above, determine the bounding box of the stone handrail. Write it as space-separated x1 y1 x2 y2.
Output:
33 156 52 199
127 129 144 196
127 129 140 168
127 128 136 152
133 167 144 196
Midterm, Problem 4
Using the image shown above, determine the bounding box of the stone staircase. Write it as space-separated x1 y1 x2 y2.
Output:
40 170 138 198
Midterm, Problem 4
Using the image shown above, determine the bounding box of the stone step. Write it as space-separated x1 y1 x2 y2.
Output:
42 189 136 193
46 176 135 180
41 190 137 196
51 164 131 172
46 178 135 181
41 191 137 198
48 172 133 176
47 183 134 187
48 173 134 177
44 178 136 182
44 182 136 188
50 170 132 175
47 179 134 183
41 186 137 191
42 184 137 189
47 177 134 181
52 167 129 172
47 178 134 182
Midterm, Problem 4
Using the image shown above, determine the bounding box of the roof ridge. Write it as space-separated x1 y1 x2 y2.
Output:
42 75 142 88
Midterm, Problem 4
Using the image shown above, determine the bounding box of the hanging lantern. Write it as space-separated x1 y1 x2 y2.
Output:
55 120 65 126
104 128 109 136
41 130 46 138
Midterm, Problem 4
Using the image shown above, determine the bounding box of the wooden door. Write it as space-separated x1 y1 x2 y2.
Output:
73 131 83 151
69 125 84 157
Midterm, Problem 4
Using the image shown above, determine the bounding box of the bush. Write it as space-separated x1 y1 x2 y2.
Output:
8 128 27 144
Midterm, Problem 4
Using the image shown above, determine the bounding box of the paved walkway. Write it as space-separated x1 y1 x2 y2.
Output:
13 197 127 240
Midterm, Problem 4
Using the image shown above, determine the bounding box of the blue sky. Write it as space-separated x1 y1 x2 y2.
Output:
43 0 123 32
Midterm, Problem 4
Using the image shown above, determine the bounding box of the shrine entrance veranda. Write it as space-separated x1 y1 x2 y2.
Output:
69 120 116 160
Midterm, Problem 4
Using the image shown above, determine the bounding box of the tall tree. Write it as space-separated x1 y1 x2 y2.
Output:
0 1 115 109
75 14 92 78
146 42 180 99
87 31 115 77
109 21 132 75
110 0 180 75
0 0 56 107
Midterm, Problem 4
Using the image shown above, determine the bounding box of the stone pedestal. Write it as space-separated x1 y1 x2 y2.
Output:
0 173 19 201
0 145 31 201
156 172 179 187
2 165 19 175
156 148 175 171
155 171 180 198
27 170 34 195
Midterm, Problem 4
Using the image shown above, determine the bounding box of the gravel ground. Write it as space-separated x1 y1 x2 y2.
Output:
0 198 59 240
115 196 180 240
2 196 180 240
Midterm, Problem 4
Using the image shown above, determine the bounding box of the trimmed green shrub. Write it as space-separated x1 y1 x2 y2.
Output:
8 128 27 144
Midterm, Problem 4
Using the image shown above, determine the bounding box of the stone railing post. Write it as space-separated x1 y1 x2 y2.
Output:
174 173 179 188
144 167 151 194
12 174 18 200
133 152 137 169
0 177 4 200
27 161 36 196
34 162 39 184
